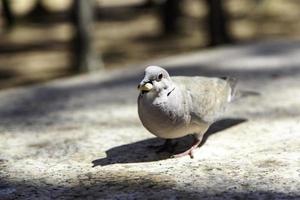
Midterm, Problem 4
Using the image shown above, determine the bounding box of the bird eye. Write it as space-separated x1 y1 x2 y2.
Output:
158 73 163 80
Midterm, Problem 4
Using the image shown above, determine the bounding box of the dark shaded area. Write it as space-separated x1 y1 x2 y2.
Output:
0 40 67 54
27 0 51 21
0 69 17 80
167 63 300 79
0 175 299 200
1 41 300 129
92 118 246 166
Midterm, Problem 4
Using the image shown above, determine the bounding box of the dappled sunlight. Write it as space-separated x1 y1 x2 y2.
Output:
1 1 300 199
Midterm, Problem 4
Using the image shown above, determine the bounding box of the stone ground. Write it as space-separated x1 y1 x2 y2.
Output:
0 40 299 199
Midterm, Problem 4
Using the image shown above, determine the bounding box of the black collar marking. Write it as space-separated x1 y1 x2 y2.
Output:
167 87 175 96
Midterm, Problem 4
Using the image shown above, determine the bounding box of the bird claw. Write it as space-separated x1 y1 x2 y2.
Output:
170 138 201 159
171 149 194 159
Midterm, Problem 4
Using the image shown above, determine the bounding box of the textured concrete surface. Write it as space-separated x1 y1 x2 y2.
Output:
0 40 300 199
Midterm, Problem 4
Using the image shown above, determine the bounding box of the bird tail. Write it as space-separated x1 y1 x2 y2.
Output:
226 77 238 97
220 77 238 101
220 77 260 102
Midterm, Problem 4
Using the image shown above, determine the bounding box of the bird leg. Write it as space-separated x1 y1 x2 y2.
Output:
148 139 177 153
171 134 204 159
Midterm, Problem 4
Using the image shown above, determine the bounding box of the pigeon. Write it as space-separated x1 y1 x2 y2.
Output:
137 65 237 158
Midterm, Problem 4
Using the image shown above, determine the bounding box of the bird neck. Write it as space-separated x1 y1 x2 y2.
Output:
157 81 177 97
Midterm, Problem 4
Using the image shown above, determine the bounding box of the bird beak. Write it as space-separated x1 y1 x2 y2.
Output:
138 81 153 92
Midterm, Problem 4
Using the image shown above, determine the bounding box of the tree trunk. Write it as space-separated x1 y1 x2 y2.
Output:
1 0 14 28
205 0 232 46
71 0 103 72
159 0 181 35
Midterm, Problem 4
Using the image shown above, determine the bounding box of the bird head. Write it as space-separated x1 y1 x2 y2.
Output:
138 66 172 94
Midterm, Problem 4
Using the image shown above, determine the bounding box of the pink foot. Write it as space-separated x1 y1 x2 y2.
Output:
171 139 201 159
171 148 195 158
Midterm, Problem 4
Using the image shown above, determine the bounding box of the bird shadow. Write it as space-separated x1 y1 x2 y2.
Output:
92 118 247 167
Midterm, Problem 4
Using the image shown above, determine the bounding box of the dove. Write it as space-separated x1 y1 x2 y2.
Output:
137 65 237 158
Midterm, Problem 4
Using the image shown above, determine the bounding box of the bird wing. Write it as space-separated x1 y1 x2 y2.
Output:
172 76 233 123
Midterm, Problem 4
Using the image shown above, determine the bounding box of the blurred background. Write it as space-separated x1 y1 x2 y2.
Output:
0 0 300 89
